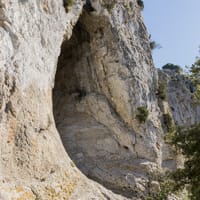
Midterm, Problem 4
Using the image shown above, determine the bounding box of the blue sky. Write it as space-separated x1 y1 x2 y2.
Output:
142 0 200 68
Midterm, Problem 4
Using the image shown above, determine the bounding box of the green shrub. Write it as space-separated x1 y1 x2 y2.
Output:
145 177 177 200
194 58 200 67
63 0 75 11
157 82 167 100
137 0 144 10
162 63 182 73
136 106 149 123
150 41 161 50
165 124 200 200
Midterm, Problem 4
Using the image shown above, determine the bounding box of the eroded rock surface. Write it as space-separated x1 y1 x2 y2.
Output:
158 69 200 126
1 0 196 199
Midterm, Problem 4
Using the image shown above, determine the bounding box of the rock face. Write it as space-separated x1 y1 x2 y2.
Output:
0 0 198 199
53 0 162 198
158 69 200 126
158 69 200 171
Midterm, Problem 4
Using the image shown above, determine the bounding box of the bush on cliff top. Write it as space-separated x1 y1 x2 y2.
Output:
162 63 182 73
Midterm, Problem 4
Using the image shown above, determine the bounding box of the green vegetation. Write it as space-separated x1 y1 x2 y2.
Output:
150 40 161 50
165 124 200 200
162 63 182 73
194 58 200 66
136 106 149 123
145 177 177 200
147 124 200 199
163 113 174 133
190 58 200 103
63 0 75 11
137 0 144 10
157 81 167 100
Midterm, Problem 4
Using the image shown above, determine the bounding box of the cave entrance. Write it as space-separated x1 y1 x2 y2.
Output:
53 10 135 197
53 10 118 184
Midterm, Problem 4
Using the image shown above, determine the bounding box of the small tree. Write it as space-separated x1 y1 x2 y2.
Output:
147 124 200 199
166 124 200 200
136 106 149 123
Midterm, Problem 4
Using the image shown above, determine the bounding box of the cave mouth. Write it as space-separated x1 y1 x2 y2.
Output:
52 11 137 197
53 11 118 189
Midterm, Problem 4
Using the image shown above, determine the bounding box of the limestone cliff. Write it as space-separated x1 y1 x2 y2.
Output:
158 69 200 127
0 0 197 199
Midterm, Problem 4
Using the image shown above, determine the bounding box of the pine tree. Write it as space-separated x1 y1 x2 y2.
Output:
166 124 200 200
